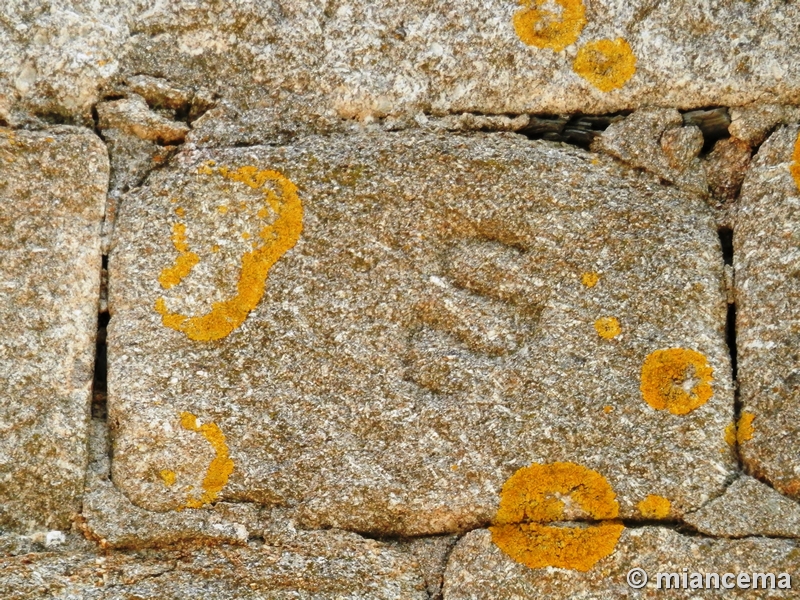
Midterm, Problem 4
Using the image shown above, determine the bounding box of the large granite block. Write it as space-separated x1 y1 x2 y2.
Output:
443 527 797 599
0 127 107 532
109 131 733 536
736 125 800 499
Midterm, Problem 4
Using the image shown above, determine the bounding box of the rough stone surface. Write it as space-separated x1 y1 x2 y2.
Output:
0 534 428 599
109 131 733 535
404 535 458 600
0 126 107 532
703 137 752 207
96 96 189 145
729 104 800 147
5 2 800 137
685 476 800 538
736 125 800 500
591 107 708 196
444 527 799 599
81 419 260 549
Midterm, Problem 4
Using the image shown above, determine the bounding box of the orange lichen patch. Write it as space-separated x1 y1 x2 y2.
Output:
241 232 251 240
155 165 303 341
581 271 600 287
640 348 713 415
159 469 176 487
513 0 587 51
637 495 671 519
491 522 623 572
491 462 622 572
175 206 185 217
725 421 737 447
217 205 229 215
158 252 200 290
179 411 235 509
790 132 800 191
594 316 621 339
737 412 756 443
495 462 620 524
212 245 220 253
603 405 613 414
573 38 637 92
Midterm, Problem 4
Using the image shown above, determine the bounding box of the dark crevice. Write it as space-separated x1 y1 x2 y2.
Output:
719 228 738 396
92 255 110 421
682 107 730 152
518 112 628 149
718 226 743 479
90 104 105 143
31 111 82 127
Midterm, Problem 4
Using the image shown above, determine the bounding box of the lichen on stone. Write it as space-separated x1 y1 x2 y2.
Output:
573 38 637 92
737 412 756 443
490 462 623 572
154 165 303 341
637 494 671 519
640 348 714 415
581 271 600 287
513 0 587 51
159 469 176 487
594 316 621 339
177 411 235 509
790 131 800 191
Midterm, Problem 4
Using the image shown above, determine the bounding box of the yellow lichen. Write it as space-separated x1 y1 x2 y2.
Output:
790 132 800 191
179 411 235 509
581 271 600 287
637 495 670 519
640 348 714 415
573 38 637 92
594 316 621 339
603 405 613 414
159 469 176 487
155 166 303 341
490 522 623 572
725 421 737 447
737 412 756 443
175 206 185 217
491 462 623 572
513 0 587 51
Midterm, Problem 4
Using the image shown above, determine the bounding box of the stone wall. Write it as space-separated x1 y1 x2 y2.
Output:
1 1 799 598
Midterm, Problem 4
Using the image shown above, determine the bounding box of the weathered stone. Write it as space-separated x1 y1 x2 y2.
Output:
685 476 800 538
736 125 800 500
109 131 733 536
729 104 800 147
703 137 752 206
5 1 800 136
444 527 798 599
96 96 189 145
404 535 458 600
81 419 260 549
0 126 107 532
0 2 136 125
0 534 428 599
591 107 708 195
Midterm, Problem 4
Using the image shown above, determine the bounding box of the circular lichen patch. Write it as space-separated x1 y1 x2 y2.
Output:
640 348 714 415
594 316 621 339
491 462 622 572
513 0 587 51
573 38 636 92
490 521 624 572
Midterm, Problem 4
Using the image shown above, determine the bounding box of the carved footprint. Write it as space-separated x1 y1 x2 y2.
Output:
154 164 303 341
